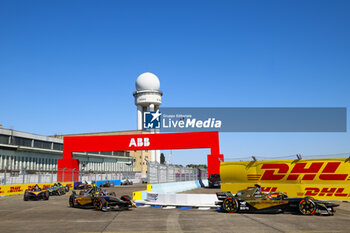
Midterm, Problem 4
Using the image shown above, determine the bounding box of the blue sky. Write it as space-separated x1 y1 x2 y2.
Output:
1 0 349 165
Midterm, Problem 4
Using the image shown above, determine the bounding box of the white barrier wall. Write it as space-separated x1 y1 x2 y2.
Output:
150 180 208 194
146 192 218 206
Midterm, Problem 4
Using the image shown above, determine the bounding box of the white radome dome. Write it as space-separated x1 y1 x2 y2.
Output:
135 72 160 91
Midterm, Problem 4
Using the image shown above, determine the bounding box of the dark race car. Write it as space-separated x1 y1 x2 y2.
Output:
99 181 115 188
69 186 136 212
74 181 92 190
47 183 70 196
24 184 49 201
208 174 221 188
216 184 339 216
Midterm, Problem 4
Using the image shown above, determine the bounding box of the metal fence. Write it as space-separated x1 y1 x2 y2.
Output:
225 152 350 162
0 164 207 185
0 169 137 185
147 161 208 184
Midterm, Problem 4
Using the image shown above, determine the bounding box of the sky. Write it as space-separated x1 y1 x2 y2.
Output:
1 0 349 165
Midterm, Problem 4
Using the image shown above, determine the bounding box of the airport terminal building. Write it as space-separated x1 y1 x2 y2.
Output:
0 126 150 175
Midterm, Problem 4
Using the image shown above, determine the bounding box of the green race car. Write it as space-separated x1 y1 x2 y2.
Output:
47 183 70 196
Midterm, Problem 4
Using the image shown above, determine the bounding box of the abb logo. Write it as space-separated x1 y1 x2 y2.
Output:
9 186 23 193
259 162 348 181
129 138 150 147
304 187 349 197
0 187 3 194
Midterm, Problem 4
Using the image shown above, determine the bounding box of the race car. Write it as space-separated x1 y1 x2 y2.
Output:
120 179 133 185
69 187 136 212
24 184 49 201
99 181 115 188
47 183 70 196
74 181 92 190
216 184 339 215
208 174 221 188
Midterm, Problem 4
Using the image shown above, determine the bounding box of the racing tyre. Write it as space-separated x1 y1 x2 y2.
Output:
65 185 70 192
44 191 49 200
222 198 239 213
24 190 29 201
69 195 75 207
94 198 108 212
299 198 317 215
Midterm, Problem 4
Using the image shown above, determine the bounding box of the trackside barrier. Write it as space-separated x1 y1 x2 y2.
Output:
132 180 208 200
133 184 152 200
74 179 140 189
145 192 218 207
220 158 350 201
0 182 73 196
91 180 121 187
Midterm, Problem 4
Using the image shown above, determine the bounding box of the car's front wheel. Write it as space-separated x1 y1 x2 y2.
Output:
94 198 108 212
299 197 317 215
23 190 29 201
222 198 239 213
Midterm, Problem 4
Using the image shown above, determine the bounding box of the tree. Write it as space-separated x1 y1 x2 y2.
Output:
160 153 165 164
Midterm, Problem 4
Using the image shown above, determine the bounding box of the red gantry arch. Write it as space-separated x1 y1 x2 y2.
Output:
58 131 224 182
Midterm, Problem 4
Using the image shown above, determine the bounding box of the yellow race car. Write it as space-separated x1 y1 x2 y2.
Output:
24 184 49 201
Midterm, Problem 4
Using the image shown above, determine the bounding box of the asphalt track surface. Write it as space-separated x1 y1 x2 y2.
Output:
0 184 350 233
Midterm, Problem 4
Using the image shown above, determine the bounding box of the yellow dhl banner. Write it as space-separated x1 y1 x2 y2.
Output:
0 182 73 196
220 158 350 201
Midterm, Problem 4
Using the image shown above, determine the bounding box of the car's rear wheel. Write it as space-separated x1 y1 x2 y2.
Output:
299 198 317 215
59 189 65 195
69 195 75 207
44 191 49 200
222 198 239 213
